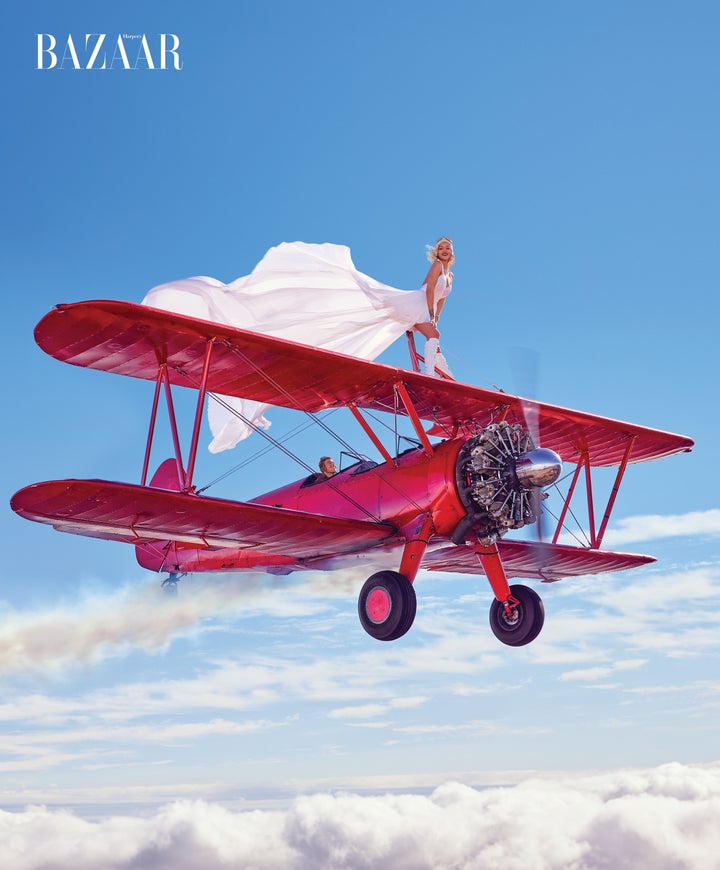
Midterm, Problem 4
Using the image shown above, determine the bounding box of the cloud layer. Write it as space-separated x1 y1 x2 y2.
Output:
1 762 719 869
586 508 720 547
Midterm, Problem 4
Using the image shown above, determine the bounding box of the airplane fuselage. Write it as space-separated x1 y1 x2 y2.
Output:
249 440 467 537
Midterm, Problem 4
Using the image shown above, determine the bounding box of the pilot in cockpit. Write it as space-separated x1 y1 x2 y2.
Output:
318 456 337 479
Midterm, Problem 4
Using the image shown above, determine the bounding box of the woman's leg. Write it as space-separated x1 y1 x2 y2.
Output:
413 323 441 375
424 338 439 375
413 322 440 340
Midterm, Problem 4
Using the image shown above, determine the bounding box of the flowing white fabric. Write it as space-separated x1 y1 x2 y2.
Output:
142 242 432 452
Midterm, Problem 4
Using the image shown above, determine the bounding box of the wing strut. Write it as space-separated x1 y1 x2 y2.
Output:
141 365 166 487
552 460 584 545
585 454 597 547
185 338 215 490
394 382 434 456
405 331 422 373
596 436 634 547
139 339 216 493
141 363 188 490
348 404 394 464
550 437 635 549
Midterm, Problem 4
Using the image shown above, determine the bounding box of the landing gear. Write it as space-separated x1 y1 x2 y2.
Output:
358 570 417 641
161 572 184 596
489 584 544 646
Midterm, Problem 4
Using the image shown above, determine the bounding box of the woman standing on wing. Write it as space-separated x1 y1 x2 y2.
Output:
144 239 457 450
414 237 454 376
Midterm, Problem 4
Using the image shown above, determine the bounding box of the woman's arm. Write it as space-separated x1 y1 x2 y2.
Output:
423 261 442 320
435 270 452 323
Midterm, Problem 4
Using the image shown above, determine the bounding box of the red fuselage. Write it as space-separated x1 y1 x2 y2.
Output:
135 439 470 575
250 440 467 538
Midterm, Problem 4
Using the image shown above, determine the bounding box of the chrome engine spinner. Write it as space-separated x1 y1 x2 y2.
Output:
453 421 562 546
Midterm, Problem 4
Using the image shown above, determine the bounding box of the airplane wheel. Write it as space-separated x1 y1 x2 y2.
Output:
358 571 417 641
161 572 185 597
489 584 544 646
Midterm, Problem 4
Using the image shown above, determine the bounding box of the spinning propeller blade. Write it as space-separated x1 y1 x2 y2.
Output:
511 348 544 540
510 349 562 569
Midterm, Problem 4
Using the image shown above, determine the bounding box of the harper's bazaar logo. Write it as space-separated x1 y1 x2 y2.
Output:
36 33 183 70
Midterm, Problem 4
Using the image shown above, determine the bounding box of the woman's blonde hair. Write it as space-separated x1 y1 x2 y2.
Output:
425 236 455 267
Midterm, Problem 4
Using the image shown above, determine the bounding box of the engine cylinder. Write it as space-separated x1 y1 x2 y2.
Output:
454 422 562 546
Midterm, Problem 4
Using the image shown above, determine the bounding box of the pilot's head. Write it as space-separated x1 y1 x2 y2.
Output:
319 456 336 478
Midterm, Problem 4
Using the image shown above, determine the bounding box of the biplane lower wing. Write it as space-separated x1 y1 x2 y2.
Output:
34 301 694 467
10 480 400 558
424 539 655 580
11 479 656 581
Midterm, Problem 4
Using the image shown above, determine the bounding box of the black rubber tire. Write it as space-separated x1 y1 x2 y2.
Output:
386 577 417 641
489 584 544 646
358 570 417 641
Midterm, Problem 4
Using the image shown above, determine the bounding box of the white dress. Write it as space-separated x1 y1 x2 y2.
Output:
142 242 439 452
419 268 453 322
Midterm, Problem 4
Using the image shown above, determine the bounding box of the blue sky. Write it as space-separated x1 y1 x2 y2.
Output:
2 2 719 866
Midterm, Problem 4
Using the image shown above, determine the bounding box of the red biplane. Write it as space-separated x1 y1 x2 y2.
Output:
11 301 694 646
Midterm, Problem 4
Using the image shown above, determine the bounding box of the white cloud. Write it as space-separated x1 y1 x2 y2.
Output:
391 695 429 709
625 680 720 698
0 717 292 774
561 666 614 682
589 566 720 613
592 509 720 547
1 762 719 869
8 717 286 750
560 659 647 683
531 563 720 659
0 634 511 772
329 703 388 720
615 659 647 671
449 680 527 696
329 696 429 720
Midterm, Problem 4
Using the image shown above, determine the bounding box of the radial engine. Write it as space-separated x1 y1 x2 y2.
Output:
452 421 562 546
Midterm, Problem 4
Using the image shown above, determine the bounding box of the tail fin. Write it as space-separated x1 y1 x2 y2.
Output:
148 458 184 491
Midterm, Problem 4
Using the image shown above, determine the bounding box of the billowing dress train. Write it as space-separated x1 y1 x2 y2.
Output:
142 242 446 452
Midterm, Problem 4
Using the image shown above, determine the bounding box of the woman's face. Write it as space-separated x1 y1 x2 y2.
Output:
436 239 453 263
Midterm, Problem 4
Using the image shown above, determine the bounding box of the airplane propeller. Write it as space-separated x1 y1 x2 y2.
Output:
511 348 561 552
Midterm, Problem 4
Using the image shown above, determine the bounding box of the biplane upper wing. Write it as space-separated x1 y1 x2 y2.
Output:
10 479 400 557
35 300 694 467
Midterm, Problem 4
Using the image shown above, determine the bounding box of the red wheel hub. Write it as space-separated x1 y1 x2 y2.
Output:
365 586 391 624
